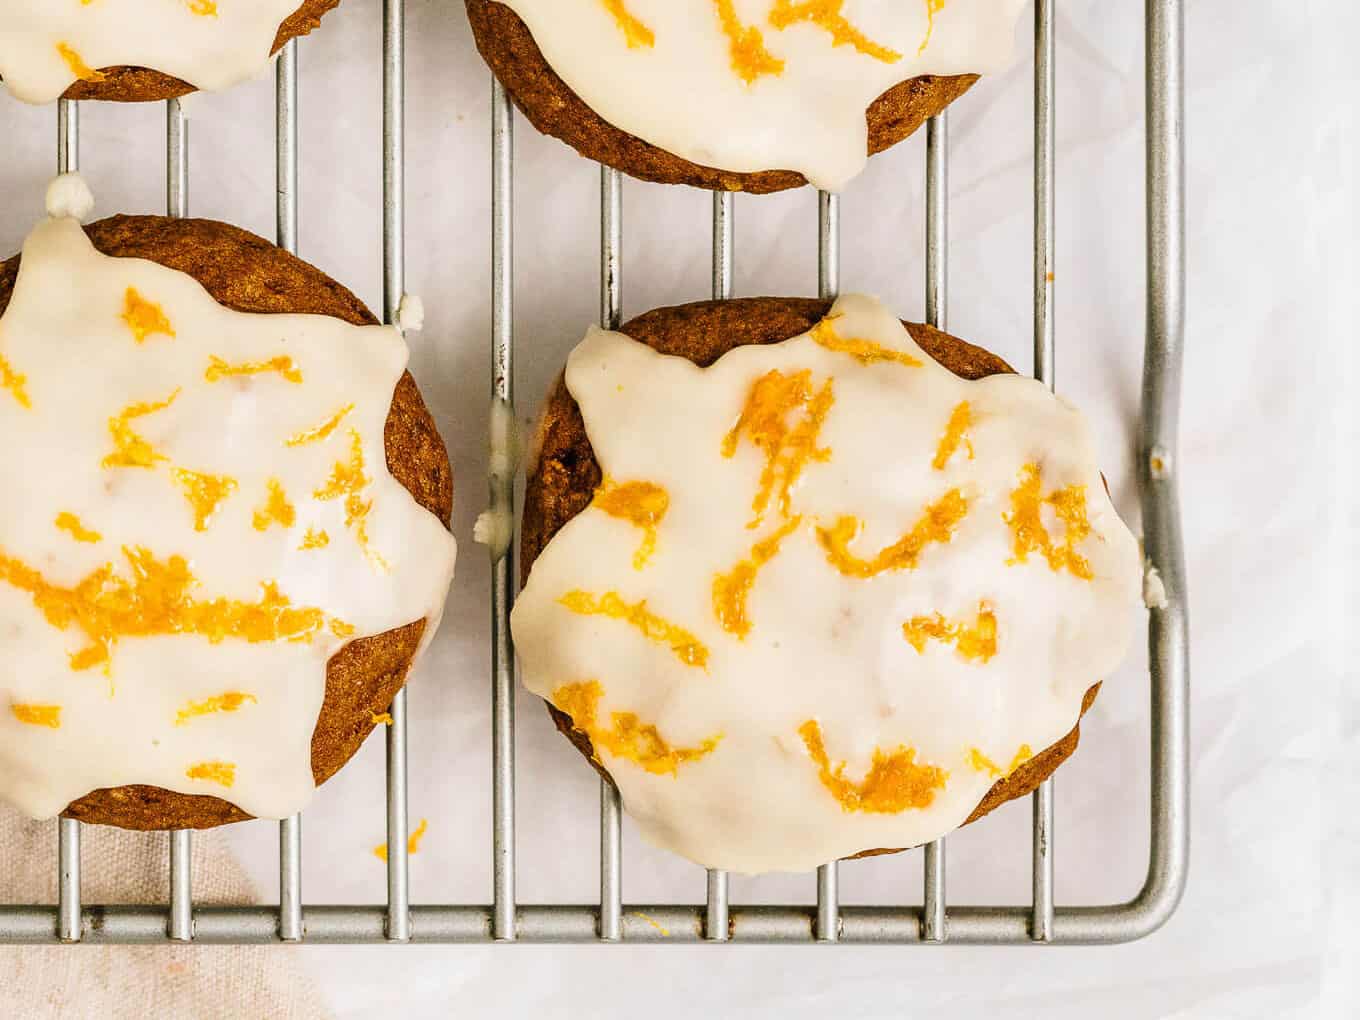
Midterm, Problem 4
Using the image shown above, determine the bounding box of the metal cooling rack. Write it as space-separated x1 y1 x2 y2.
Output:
1 0 1188 945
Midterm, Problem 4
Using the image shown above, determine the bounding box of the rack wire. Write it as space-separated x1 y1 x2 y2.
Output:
1 0 1188 945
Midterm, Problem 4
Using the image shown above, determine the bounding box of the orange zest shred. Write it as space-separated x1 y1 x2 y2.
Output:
0 544 344 675
330 619 356 638
299 527 330 550
968 743 1033 779
798 720 946 813
185 761 236 788
11 704 62 729
592 477 669 568
712 0 784 83
187 0 218 15
120 288 175 344
902 601 997 663
174 691 257 726
285 403 353 447
722 368 834 529
809 316 922 368
712 514 802 638
56 42 106 82
55 512 102 544
373 817 429 861
252 479 296 532
313 428 386 569
205 354 302 385
1003 463 1094 580
102 389 179 469
601 0 654 48
173 468 238 532
931 401 973 470
552 680 721 776
817 488 968 577
558 590 709 669
768 0 902 63
371 711 394 726
0 353 31 409
918 0 947 57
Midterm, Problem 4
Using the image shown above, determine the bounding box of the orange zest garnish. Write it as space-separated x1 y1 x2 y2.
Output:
809 316 922 368
601 0 654 48
173 468 238 532
185 761 236 788
330 619 356 638
769 0 902 63
931 401 973 470
712 514 802 638
56 42 106 82
55 512 101 544
11 704 62 729
902 601 997 663
285 403 353 447
712 0 784 83
371 711 394 726
968 743 1033 779
552 680 721 776
723 368 834 529
252 479 296 532
1003 463 1094 580
299 528 330 550
0 352 31 409
373 817 429 861
816 488 969 577
593 477 669 568
174 691 257 726
187 0 218 15
918 0 947 57
121 288 175 344
102 390 179 469
314 428 386 569
798 720 946 813
0 544 343 675
205 354 302 385
558 590 709 668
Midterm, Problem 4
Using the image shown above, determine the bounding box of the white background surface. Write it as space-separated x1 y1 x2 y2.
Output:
1 1 1354 1017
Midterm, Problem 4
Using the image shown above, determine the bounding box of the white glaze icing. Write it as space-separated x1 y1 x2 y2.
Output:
497 0 1025 191
511 294 1141 873
0 0 303 105
396 293 425 333
1143 560 1167 610
0 185 457 821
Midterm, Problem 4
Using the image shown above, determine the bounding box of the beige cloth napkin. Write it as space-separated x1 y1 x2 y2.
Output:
0 810 331 1019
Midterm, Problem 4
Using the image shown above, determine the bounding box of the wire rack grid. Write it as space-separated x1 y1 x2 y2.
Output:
0 0 1188 945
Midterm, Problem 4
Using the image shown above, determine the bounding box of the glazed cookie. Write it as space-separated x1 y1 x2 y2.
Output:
467 0 1023 193
514 295 1140 874
0 176 456 830
0 0 340 104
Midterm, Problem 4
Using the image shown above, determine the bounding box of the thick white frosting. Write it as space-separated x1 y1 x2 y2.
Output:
0 184 456 821
511 294 1141 874
497 0 1025 191
0 0 303 105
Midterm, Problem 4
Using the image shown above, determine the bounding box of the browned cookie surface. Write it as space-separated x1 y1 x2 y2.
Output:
520 296 1099 858
465 0 977 194
47 0 341 102
0 215 453 830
